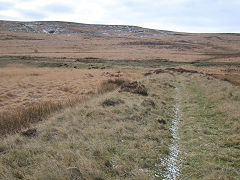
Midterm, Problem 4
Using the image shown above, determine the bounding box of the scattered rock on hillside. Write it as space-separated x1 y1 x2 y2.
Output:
48 30 55 34
119 81 148 96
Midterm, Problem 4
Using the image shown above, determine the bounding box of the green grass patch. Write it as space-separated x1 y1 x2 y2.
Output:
177 74 240 179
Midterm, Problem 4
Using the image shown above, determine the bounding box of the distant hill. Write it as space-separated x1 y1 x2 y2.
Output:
0 20 178 37
0 20 240 62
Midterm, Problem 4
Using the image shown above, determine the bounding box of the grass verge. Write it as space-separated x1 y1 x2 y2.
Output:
177 73 240 179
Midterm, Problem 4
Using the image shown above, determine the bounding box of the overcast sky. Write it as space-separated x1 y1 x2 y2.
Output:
0 0 239 33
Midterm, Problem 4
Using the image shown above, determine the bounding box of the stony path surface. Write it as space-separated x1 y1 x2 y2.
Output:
163 86 181 180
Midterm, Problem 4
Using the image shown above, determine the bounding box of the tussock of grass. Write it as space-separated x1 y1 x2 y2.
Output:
97 78 128 94
0 77 127 136
0 97 87 136
0 73 176 179
119 81 148 96
0 66 141 136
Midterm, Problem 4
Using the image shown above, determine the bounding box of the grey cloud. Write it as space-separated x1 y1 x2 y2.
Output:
0 0 239 32
0 14 15 20
43 3 74 14
20 10 47 19
103 0 240 32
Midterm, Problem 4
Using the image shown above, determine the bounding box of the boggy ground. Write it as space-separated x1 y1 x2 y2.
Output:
0 73 176 179
0 65 141 135
0 71 239 179
0 65 141 112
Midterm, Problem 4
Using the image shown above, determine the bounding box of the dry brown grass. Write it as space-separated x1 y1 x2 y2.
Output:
0 69 240 179
1 21 240 179
0 65 141 135
0 73 176 179
1 24 240 62
97 79 128 94
0 66 140 112
0 97 87 136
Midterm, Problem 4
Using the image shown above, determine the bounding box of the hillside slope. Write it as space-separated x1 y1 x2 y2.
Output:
0 20 240 62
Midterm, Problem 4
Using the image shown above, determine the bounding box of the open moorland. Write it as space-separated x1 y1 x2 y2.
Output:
0 65 141 135
0 21 240 179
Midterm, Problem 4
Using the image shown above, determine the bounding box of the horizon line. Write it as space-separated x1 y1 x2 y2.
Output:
1 19 239 34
